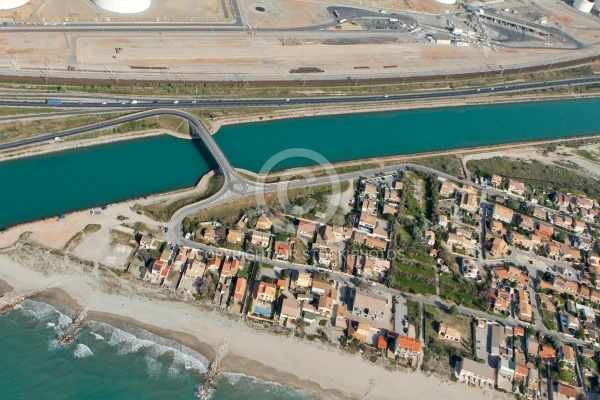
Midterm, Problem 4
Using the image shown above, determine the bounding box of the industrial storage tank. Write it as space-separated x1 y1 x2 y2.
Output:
0 0 30 10
573 0 595 13
594 1 600 10
91 0 151 14
434 0 457 4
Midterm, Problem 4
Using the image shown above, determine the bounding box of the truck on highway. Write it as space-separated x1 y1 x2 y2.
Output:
45 99 62 105
389 18 399 22
338 18 347 23
130 100 138 104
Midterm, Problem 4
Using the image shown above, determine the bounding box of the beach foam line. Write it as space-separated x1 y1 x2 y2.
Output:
87 320 209 374
221 372 327 400
74 343 93 358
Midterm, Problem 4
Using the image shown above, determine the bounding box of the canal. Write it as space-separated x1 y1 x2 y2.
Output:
3 97 600 227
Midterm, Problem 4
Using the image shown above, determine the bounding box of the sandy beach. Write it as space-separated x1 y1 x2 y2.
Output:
0 248 512 400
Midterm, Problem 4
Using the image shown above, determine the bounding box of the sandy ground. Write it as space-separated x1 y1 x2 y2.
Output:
239 0 332 28
0 250 513 400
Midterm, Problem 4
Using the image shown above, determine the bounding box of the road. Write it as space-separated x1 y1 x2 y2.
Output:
2 76 600 112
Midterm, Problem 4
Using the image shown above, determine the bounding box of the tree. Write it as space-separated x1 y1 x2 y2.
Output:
526 326 536 338
280 269 290 279
448 305 458 315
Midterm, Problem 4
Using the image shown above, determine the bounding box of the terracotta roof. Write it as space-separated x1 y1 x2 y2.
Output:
398 335 422 352
377 334 388 349
558 383 578 399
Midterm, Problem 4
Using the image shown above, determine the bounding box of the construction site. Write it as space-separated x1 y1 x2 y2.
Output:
0 0 598 83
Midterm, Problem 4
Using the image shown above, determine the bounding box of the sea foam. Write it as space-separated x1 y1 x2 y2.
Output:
74 344 94 358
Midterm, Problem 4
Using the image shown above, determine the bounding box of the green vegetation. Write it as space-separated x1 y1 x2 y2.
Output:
468 156 600 198
575 149 599 163
62 223 102 252
0 112 127 144
439 274 488 311
0 107 57 116
395 276 436 295
70 114 190 141
143 173 225 224
406 300 421 338
412 155 464 177
541 310 557 331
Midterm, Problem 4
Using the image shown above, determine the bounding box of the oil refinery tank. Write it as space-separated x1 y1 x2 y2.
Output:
434 0 457 4
573 0 595 13
0 0 30 10
92 0 151 13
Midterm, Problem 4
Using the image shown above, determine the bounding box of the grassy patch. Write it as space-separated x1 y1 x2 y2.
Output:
0 107 57 116
541 310 556 331
439 274 486 311
395 275 436 295
140 173 225 223
575 149 599 163
412 155 464 177
63 224 102 252
0 113 126 144
467 156 600 198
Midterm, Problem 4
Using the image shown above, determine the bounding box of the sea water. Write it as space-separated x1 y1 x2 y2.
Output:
0 300 318 400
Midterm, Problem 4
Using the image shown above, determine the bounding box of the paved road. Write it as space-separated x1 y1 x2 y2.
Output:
2 76 599 112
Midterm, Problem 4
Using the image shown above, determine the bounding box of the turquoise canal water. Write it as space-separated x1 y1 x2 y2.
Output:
5 98 600 229
0 135 216 228
0 300 316 400
215 97 600 172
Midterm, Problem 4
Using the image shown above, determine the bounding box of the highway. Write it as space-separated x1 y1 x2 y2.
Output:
0 75 598 113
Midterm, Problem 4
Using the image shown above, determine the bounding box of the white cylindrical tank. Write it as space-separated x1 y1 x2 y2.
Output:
434 0 457 4
573 0 595 13
594 1 600 10
0 0 30 10
92 0 151 14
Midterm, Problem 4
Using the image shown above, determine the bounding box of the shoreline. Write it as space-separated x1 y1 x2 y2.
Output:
0 252 512 400
207 92 600 133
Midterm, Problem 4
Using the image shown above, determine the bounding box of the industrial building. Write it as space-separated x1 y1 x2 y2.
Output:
92 0 151 14
0 0 29 10
573 0 595 13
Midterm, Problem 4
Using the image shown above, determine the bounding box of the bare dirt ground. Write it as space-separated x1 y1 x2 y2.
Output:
240 0 331 28
1 0 231 24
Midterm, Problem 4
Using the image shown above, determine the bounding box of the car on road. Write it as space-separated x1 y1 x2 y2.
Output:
153 100 158 104
384 95 389 98
101 102 107 105
172 100 179 104
164 227 169 233
191 100 197 103
285 98 290 102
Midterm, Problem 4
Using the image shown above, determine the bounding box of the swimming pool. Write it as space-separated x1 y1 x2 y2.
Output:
253 304 272 317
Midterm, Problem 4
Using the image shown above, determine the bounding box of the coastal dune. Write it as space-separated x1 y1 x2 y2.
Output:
0 252 512 400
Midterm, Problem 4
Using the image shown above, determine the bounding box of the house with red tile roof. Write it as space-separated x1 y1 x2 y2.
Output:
396 335 421 359
233 278 247 302
297 219 319 237
539 345 556 362
274 241 291 260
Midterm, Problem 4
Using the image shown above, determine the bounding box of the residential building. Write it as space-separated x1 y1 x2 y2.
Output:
536 221 554 238
533 207 547 220
384 188 401 204
493 204 514 224
203 228 216 241
254 281 277 303
447 232 472 250
255 215 272 230
280 297 300 321
460 192 479 213
392 180 403 190
494 298 510 314
351 289 387 321
274 242 291 260
361 198 377 215
514 364 529 382
508 179 526 196
554 383 578 400
397 335 421 359
491 174 503 187
456 358 496 388
554 192 571 208
490 324 507 356
311 279 332 296
576 196 594 210
382 203 398 215
316 246 336 267
139 234 157 250
297 220 319 237
438 323 461 342
455 227 472 238
249 231 270 248
295 272 312 288
233 278 247 302
424 230 436 246
438 214 448 228
439 180 457 197
539 345 556 362
227 229 244 244
361 255 391 277
317 295 334 316
489 237 508 256
358 212 377 230
491 220 504 235
520 215 535 231
562 344 576 368
554 214 573 230
179 259 206 293
353 322 371 342
461 259 478 279
363 182 378 198
572 219 586 234
498 356 515 381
